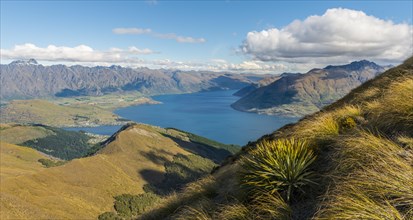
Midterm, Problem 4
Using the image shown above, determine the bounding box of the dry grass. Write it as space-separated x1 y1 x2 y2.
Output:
0 124 196 219
0 124 54 144
316 187 404 220
364 77 413 134
0 99 120 127
0 142 47 181
314 130 413 219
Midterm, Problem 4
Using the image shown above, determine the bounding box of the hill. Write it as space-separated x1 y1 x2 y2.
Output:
0 124 104 160
0 123 238 219
0 60 262 100
0 99 127 127
232 60 388 117
233 73 299 97
139 57 413 219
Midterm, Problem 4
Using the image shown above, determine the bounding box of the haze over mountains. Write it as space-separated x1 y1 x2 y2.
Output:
232 60 390 116
0 59 261 100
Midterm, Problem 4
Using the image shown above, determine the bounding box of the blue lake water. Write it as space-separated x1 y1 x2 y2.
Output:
66 90 298 146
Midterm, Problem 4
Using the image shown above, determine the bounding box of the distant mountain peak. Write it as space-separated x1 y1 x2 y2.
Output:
324 60 381 71
10 59 39 65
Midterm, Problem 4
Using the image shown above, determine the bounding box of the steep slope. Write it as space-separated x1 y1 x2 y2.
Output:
140 57 413 219
0 123 238 219
0 60 261 100
232 60 388 116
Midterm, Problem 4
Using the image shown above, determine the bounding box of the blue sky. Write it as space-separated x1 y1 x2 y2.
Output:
1 1 412 73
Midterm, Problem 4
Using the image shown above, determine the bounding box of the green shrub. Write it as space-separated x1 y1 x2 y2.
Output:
22 125 92 160
114 193 160 217
240 139 316 202
98 212 121 220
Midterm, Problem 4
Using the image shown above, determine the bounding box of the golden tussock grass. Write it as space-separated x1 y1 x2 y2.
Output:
364 77 413 133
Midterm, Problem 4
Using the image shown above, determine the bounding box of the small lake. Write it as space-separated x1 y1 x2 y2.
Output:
66 90 298 146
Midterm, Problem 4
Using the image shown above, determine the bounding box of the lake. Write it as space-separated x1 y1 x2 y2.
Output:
66 90 298 146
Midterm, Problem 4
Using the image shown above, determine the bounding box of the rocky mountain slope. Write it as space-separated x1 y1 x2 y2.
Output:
0 60 260 100
0 123 238 219
232 60 389 116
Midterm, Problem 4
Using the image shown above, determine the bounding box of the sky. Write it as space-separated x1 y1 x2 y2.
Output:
1 0 412 73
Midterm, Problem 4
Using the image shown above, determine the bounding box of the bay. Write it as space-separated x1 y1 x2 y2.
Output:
66 90 298 146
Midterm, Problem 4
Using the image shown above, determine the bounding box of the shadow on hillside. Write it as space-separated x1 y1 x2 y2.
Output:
139 169 165 185
161 133 232 163
140 150 172 166
139 153 207 196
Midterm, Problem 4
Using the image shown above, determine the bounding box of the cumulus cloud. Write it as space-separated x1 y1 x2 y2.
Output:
112 28 152 35
241 8 413 63
0 43 156 63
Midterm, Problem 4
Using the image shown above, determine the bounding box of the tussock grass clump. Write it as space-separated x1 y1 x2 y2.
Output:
365 77 413 133
249 192 291 220
240 139 316 202
317 131 413 218
216 202 251 220
316 187 404 220
287 113 339 146
332 131 406 172
217 192 291 220
174 198 215 220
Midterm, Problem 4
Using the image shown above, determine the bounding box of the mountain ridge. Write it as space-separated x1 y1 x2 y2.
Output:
231 60 389 116
0 60 263 100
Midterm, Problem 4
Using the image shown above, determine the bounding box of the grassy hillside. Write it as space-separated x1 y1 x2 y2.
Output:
0 123 237 219
0 142 48 180
0 123 54 144
0 99 125 127
140 57 413 219
0 124 98 160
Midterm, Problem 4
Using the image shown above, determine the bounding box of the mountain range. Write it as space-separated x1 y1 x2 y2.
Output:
0 59 263 100
232 60 390 116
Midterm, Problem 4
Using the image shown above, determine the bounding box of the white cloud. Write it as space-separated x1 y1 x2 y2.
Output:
207 60 288 72
241 8 413 63
112 28 152 35
145 0 158 5
112 27 206 44
0 43 156 63
0 43 288 73
155 33 206 43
